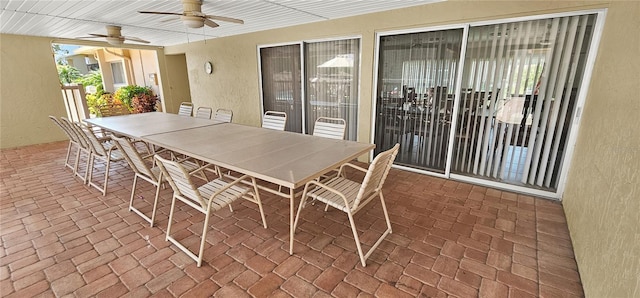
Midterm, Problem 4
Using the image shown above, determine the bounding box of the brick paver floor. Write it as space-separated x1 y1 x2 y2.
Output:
0 141 584 297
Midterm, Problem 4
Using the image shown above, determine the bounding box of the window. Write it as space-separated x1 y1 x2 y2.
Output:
259 38 361 140
111 61 126 87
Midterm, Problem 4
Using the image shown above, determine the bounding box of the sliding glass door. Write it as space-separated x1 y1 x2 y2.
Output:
374 28 464 173
374 11 602 195
259 45 303 133
260 38 361 140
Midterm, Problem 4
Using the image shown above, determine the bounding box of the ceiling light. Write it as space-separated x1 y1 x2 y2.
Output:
181 15 204 28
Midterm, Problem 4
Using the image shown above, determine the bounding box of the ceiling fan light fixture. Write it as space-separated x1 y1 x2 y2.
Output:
181 15 204 28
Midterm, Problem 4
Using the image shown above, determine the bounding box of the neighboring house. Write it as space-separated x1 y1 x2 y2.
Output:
73 46 160 95
63 52 99 75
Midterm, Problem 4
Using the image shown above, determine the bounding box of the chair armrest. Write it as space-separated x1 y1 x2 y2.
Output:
206 174 251 204
338 162 367 177
304 179 351 209
131 140 151 155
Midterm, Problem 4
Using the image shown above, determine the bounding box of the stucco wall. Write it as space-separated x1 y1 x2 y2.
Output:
0 34 67 148
163 1 639 297
160 54 191 114
561 1 640 297
0 1 638 296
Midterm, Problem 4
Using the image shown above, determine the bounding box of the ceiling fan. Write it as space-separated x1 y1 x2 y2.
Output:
139 0 244 29
77 25 150 45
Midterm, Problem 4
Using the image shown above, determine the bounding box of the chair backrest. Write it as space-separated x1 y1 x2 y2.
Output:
59 117 87 148
353 143 400 210
262 111 287 131
111 135 157 181
78 123 108 156
195 107 213 119
154 155 206 208
49 115 75 141
178 102 193 116
213 108 233 123
313 117 346 140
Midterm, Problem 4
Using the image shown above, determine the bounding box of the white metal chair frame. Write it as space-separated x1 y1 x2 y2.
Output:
293 143 400 266
111 135 165 226
195 106 213 119
213 108 233 123
178 102 193 117
154 155 267 267
80 124 128 196
60 117 92 183
312 117 347 181
313 117 346 140
49 116 79 173
261 111 287 131
112 136 211 226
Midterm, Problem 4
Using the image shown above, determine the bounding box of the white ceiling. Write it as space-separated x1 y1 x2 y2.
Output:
1 0 442 47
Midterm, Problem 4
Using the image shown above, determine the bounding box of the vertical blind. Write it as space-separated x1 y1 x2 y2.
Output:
260 45 303 132
304 39 360 140
260 39 360 140
374 29 464 172
451 14 596 190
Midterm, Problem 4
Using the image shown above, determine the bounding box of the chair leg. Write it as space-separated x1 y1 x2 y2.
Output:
197 209 213 267
379 193 392 234
129 175 139 212
128 174 162 227
149 179 162 227
102 158 111 196
346 210 367 267
166 195 178 241
64 142 74 171
293 186 310 233
251 177 267 228
86 153 95 185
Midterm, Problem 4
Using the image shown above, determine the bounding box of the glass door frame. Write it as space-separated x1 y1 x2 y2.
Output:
371 9 607 200
258 35 363 138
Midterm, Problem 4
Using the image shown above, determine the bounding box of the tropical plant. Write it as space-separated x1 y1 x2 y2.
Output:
114 85 152 110
86 93 111 116
57 64 82 84
132 93 158 113
75 71 104 94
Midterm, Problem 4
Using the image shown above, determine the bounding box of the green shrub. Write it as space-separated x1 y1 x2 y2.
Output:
114 85 152 111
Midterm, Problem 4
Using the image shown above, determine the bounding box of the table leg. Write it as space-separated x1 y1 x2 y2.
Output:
289 187 295 255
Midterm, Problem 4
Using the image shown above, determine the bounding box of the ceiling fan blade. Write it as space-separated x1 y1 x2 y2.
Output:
88 33 108 38
203 19 219 28
204 14 244 24
160 17 180 23
138 11 183 16
123 36 150 44
76 36 105 39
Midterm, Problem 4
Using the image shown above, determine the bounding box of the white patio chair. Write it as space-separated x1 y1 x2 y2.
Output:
178 102 193 117
313 117 346 140
195 106 213 119
111 136 199 227
60 117 92 183
261 111 287 131
312 117 348 182
78 123 129 196
154 155 267 267
213 108 233 123
49 115 79 173
293 143 400 267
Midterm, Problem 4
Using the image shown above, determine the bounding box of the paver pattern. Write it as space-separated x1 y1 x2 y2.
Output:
0 141 584 297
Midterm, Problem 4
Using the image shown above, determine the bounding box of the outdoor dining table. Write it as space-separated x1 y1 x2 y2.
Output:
85 112 374 255
84 111 223 139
